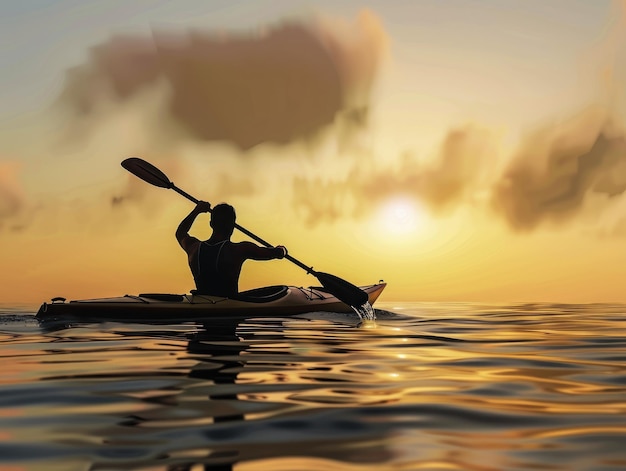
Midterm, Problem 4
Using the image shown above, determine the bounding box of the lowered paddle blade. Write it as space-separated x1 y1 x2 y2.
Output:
315 272 369 308
121 157 173 189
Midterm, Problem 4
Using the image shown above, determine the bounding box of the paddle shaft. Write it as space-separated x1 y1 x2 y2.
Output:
121 156 368 307
172 183 316 274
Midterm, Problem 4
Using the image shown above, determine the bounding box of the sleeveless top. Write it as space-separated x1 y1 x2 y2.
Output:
194 240 237 297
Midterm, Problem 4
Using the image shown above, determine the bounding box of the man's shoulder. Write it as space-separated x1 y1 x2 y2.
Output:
180 235 201 252
231 240 257 250
231 240 263 253
231 240 256 246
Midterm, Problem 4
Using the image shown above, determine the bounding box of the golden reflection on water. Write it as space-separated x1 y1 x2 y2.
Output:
0 303 625 470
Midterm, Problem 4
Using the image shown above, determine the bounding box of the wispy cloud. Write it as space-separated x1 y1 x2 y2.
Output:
492 109 626 231
0 161 25 230
292 126 494 226
292 109 626 235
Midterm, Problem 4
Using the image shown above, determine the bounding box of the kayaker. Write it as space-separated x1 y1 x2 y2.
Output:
176 201 287 297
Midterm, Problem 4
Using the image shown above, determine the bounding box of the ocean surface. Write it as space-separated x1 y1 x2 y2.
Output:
1 301 625 471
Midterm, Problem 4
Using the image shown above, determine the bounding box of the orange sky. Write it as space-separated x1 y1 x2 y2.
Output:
1 1 626 304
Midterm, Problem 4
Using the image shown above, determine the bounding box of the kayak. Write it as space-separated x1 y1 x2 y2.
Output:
36 283 386 322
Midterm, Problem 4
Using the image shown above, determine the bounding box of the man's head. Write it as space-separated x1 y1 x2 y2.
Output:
210 203 236 235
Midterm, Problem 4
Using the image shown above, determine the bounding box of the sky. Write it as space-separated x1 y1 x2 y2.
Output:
1 0 626 304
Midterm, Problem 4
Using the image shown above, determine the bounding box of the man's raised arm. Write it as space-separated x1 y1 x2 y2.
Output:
176 201 211 249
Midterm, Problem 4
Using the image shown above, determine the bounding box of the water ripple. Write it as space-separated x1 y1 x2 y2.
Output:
0 304 624 470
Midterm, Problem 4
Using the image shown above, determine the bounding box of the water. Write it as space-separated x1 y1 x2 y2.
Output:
1 302 625 471
353 301 376 322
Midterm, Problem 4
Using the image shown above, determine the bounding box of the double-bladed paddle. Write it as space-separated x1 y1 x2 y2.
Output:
121 157 369 308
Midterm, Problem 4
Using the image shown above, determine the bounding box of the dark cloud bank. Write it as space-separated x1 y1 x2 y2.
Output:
59 11 386 150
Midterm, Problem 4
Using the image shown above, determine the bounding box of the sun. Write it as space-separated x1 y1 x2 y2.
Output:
377 197 426 235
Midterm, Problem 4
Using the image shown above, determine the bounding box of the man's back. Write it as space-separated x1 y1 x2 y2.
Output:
194 240 237 297
194 240 274 296
176 201 286 297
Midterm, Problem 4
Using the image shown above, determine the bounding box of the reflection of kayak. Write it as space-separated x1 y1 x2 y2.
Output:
36 283 386 321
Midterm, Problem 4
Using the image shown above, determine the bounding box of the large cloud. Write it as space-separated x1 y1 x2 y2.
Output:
59 10 387 151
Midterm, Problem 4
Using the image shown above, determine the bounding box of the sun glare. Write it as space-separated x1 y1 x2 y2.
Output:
378 197 426 235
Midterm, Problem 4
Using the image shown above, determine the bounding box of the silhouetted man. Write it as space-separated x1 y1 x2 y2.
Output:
176 201 287 297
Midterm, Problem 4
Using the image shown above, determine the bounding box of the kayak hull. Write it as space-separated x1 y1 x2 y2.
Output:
36 283 386 322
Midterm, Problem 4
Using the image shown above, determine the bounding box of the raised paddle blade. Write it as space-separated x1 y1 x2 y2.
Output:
121 157 173 189
315 272 369 308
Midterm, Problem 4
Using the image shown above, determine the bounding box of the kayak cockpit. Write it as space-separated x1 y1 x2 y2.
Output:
138 293 186 302
134 286 289 304
232 285 289 303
